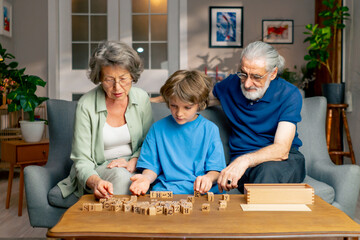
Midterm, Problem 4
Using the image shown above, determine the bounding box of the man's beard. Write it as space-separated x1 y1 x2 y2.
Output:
241 77 271 101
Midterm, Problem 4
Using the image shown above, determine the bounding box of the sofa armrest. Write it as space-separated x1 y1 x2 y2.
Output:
307 159 360 218
24 165 67 228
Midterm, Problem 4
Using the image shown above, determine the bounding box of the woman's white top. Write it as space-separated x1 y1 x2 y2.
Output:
103 122 132 160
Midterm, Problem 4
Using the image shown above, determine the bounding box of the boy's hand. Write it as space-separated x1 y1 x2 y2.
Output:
129 174 151 196
194 175 212 194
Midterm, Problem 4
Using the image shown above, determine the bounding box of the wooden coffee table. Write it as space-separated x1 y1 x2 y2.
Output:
47 194 360 239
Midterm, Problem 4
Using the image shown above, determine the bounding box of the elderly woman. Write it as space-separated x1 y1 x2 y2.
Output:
48 41 153 207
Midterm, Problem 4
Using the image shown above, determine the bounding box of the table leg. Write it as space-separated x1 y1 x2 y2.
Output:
6 164 14 209
18 165 25 216
326 108 333 151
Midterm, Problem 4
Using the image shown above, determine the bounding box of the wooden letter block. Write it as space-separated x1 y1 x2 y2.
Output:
150 191 157 198
156 205 164 215
93 203 103 211
99 198 107 204
167 207 174 216
103 202 111 210
219 200 227 208
218 206 226 211
141 206 148 215
194 191 201 198
124 203 132 212
202 203 210 212
89 203 95 211
149 206 156 216
182 206 191 215
222 194 230 201
186 202 193 211
130 195 137 202
187 196 195 204
110 204 120 212
82 203 90 211
134 204 141 214
207 192 214 202
173 204 180 213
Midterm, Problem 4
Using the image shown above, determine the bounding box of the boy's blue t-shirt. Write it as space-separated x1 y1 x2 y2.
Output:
213 74 303 161
136 114 226 194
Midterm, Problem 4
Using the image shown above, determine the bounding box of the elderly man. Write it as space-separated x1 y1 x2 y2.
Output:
212 41 305 193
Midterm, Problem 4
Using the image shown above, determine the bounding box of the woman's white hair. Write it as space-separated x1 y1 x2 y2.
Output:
88 41 143 84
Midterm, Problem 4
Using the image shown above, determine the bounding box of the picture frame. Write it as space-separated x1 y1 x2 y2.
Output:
262 20 294 44
209 7 243 48
0 0 12 37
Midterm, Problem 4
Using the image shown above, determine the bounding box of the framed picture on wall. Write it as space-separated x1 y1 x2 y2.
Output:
262 20 293 44
209 6 243 48
0 0 12 37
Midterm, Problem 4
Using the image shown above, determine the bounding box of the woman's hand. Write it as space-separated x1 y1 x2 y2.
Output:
129 174 151 196
107 157 138 173
86 175 113 199
107 158 128 169
126 157 138 173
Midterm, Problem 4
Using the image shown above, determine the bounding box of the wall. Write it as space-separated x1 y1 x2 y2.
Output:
344 0 360 164
187 0 315 75
0 0 48 98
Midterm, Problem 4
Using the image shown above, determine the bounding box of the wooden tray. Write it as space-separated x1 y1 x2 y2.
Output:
244 183 314 204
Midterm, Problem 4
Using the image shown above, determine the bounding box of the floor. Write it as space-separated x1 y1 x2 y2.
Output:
0 164 48 239
1 162 360 239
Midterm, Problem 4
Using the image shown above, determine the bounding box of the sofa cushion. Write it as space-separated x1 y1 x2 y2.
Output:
303 175 335 204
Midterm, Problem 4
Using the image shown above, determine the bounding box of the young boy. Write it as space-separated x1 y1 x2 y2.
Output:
129 70 226 195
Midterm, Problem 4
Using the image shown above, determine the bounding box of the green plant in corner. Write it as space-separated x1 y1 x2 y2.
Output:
0 43 48 121
303 0 350 83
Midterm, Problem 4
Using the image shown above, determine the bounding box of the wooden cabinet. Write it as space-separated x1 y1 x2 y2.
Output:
1 139 49 216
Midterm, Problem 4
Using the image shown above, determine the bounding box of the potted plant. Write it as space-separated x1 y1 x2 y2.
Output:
0 44 19 106
0 43 49 142
281 65 315 98
303 0 350 103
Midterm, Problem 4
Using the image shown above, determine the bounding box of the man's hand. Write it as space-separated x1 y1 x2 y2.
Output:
217 157 250 192
129 174 151 196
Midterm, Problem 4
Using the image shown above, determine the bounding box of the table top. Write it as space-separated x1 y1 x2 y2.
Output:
47 194 360 239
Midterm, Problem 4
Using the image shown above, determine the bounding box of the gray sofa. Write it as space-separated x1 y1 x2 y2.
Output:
24 97 360 228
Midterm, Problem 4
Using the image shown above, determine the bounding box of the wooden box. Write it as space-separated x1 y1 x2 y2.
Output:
244 184 314 204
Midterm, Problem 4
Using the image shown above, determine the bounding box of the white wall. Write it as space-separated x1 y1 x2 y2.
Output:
2 0 48 98
344 0 360 164
187 0 315 74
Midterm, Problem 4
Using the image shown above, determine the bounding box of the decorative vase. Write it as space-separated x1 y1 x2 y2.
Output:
321 83 345 104
19 120 45 142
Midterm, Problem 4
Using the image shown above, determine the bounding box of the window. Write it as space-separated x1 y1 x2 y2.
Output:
132 0 168 69
71 0 108 69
